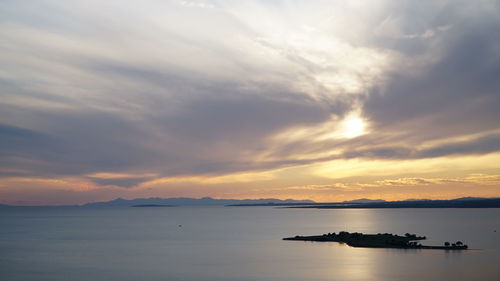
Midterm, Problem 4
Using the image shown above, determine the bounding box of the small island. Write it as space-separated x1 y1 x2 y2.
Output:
283 231 468 250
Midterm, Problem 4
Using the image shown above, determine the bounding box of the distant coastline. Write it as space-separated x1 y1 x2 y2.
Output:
286 198 500 209
131 204 175 208
1 196 499 208
231 197 500 209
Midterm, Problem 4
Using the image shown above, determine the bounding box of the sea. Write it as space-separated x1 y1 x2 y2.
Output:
1 206 499 281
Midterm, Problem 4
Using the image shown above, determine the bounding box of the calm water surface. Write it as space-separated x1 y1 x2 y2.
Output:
1 206 499 281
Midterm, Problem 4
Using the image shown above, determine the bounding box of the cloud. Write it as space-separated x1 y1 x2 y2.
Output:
0 0 499 197
284 184 362 192
283 174 500 192
88 177 154 188
1 0 362 186
371 178 433 187
270 0 500 163
370 174 500 187
363 1 500 141
418 133 500 158
336 133 500 160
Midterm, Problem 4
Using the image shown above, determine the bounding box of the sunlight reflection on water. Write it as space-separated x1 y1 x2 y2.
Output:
0 207 499 281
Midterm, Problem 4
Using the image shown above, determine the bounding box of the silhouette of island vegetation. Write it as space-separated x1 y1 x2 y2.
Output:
284 231 468 250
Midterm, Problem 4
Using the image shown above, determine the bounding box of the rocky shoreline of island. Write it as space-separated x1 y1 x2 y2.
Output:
283 231 468 250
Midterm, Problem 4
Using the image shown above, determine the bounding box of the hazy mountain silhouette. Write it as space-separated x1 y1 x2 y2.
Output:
84 197 315 207
342 198 386 204
3 197 499 208
290 197 500 209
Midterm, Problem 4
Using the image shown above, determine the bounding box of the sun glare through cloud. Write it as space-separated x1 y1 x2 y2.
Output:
338 114 367 139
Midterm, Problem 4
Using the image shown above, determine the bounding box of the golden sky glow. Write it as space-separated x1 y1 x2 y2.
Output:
1 0 499 205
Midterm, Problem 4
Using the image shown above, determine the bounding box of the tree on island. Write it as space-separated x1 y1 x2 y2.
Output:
444 242 450 247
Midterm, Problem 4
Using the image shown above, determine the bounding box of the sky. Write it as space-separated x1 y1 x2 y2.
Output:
1 0 500 205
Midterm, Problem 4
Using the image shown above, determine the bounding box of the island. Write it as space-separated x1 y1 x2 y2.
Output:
283 231 468 250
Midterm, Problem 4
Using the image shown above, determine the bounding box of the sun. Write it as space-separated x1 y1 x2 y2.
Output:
339 115 366 138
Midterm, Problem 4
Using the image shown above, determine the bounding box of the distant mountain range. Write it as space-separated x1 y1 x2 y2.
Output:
226 197 500 207
342 198 386 204
287 197 500 209
83 197 315 207
2 197 499 208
